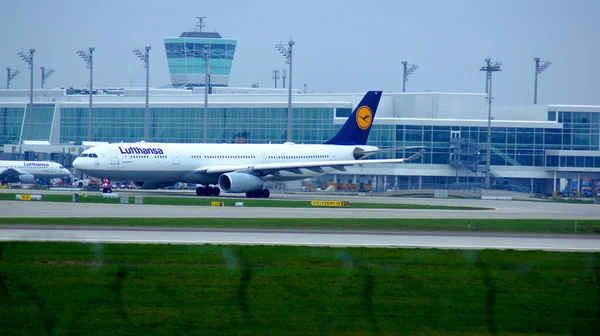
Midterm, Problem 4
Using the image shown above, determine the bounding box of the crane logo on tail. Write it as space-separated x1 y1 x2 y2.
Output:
355 106 373 130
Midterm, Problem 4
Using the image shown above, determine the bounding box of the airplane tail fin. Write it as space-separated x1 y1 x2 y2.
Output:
325 91 382 146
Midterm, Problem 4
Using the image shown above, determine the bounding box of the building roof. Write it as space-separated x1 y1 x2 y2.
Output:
179 31 222 38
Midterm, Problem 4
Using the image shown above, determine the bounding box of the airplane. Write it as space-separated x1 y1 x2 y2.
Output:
73 91 424 198
0 160 72 184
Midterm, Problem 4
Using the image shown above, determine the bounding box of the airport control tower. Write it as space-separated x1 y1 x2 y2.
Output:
164 17 237 89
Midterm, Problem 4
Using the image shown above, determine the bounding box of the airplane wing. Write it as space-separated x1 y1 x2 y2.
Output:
193 150 424 176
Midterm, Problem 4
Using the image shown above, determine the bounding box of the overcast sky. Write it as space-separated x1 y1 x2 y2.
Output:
2 0 598 105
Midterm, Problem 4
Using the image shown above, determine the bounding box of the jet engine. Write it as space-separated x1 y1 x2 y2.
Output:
133 181 175 189
353 147 367 160
19 173 35 184
218 172 264 193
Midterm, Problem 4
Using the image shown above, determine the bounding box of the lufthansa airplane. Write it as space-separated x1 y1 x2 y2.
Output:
73 91 423 197
0 160 71 184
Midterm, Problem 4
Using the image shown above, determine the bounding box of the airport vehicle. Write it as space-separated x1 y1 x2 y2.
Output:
73 91 423 197
0 160 71 184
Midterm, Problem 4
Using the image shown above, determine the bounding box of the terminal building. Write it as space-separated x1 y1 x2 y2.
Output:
1 19 599 196
1 89 599 195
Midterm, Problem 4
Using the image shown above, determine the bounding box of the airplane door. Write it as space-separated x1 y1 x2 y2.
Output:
261 151 267 164
172 150 180 165
108 147 120 165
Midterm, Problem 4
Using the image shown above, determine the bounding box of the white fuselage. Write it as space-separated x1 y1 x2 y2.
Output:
0 161 72 179
73 142 376 184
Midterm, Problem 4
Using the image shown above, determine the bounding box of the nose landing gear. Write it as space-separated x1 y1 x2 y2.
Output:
102 178 112 193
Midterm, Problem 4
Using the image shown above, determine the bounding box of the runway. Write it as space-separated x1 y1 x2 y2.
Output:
2 188 599 219
1 198 599 219
1 225 598 252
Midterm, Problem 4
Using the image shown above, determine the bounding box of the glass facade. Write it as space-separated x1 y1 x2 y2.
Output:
60 106 340 144
0 106 25 146
56 105 600 169
0 104 55 144
21 104 55 141
557 111 600 150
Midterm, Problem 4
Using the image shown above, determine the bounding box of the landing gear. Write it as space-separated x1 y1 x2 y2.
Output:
195 186 220 196
245 189 270 198
101 178 111 194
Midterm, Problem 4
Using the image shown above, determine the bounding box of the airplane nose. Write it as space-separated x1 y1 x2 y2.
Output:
73 157 83 170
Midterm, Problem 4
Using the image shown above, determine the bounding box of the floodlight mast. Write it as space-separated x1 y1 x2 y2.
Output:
275 38 295 141
40 66 55 89
6 67 21 89
272 69 280 88
533 57 552 104
402 61 419 92
77 47 94 141
17 49 35 141
133 46 151 141
281 69 287 89
479 58 502 188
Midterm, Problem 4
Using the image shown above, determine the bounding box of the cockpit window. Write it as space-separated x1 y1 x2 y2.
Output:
91 153 98 158
81 153 89 157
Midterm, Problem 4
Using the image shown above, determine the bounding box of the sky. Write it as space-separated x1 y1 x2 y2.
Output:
1 0 598 105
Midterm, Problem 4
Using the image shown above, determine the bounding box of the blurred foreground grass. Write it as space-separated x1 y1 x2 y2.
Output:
0 242 599 335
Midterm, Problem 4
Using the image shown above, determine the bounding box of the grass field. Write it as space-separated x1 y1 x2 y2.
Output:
2 217 600 234
0 242 598 335
0 192 489 210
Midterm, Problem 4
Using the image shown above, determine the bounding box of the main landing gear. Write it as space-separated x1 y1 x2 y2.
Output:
246 189 270 198
196 186 220 196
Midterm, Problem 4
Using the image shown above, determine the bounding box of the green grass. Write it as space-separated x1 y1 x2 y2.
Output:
0 192 490 210
0 242 598 335
2 217 600 234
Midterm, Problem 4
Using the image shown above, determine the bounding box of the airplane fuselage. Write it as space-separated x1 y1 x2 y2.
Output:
76 142 377 184
0 161 71 179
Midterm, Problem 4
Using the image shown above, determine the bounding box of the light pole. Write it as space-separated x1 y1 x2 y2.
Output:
203 44 210 143
77 47 94 141
275 38 294 142
133 46 151 141
533 57 551 105
272 69 280 88
17 49 35 141
402 61 419 92
6 67 20 89
484 59 502 94
40 66 55 89
282 68 287 89
479 58 502 188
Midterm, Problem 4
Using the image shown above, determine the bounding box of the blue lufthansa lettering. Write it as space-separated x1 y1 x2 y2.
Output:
23 162 49 167
118 146 164 155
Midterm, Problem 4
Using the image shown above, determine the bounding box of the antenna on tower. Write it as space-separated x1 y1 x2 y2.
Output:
195 16 207 32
